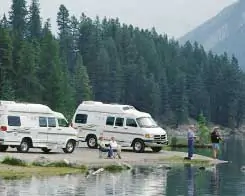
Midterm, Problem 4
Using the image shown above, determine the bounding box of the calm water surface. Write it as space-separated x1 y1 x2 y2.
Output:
1 136 245 196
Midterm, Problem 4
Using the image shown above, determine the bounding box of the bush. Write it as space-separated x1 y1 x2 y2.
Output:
1 156 27 166
197 113 210 145
171 137 178 146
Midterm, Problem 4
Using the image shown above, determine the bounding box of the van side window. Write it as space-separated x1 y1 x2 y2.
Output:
8 116 21 126
39 117 47 127
75 114 87 124
126 118 137 127
106 117 115 126
115 117 124 127
48 117 56 127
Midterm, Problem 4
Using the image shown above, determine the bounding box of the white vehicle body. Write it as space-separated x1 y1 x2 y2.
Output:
72 101 168 153
0 100 78 153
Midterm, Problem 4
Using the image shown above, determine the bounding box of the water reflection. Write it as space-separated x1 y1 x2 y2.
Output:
185 164 195 196
210 165 220 196
0 167 170 196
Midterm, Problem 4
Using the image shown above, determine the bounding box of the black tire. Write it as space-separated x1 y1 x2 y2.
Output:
0 145 8 152
41 148 51 153
17 139 30 153
86 135 98 149
151 147 162 152
63 140 76 153
132 139 145 153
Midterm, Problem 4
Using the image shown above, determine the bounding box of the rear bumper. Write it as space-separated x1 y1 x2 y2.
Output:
144 140 168 147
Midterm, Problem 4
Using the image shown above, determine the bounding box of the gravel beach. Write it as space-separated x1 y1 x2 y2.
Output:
0 143 228 167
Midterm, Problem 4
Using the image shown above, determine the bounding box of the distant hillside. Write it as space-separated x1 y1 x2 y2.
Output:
179 0 245 69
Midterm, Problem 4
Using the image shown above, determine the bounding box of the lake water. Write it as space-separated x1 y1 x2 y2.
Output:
1 135 245 196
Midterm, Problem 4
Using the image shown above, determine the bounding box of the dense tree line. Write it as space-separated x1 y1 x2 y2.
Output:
1 0 245 128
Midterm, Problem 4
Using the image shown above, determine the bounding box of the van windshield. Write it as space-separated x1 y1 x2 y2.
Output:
58 118 69 127
136 117 158 128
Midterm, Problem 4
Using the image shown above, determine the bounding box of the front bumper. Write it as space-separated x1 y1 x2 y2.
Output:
144 139 168 147
0 139 4 144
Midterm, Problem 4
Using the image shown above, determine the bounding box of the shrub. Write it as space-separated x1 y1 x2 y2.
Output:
1 156 27 166
197 113 210 145
171 137 178 146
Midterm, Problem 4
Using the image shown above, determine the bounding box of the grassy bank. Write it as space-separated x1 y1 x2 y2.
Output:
0 156 88 179
0 156 130 179
160 155 211 166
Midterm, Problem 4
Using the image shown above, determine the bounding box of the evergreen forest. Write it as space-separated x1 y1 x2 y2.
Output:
1 0 245 129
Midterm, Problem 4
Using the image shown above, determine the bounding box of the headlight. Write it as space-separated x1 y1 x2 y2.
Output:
145 134 153 138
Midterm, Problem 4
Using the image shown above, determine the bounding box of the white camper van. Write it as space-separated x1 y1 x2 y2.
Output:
0 100 78 153
72 101 168 153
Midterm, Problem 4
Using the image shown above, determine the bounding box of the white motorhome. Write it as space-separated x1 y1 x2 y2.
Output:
0 100 78 153
72 101 168 153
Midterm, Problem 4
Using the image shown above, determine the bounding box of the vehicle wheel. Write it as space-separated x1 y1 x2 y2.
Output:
86 135 98 149
133 139 145 153
63 140 76 153
0 145 8 152
17 139 30 153
151 147 162 152
41 148 51 153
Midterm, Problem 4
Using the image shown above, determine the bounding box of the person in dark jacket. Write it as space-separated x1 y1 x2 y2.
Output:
211 127 222 159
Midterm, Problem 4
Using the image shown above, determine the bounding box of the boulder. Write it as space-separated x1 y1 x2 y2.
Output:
33 156 51 166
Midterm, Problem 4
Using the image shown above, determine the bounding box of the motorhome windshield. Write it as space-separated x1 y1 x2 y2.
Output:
58 118 69 127
136 117 158 128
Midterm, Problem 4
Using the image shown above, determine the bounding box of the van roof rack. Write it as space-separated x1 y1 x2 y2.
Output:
82 101 103 105
0 100 16 105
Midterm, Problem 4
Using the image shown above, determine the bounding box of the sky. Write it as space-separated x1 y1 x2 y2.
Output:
0 0 238 38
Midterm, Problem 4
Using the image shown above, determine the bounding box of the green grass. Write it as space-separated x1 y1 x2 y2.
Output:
1 156 27 166
0 164 87 180
104 164 124 172
159 155 211 166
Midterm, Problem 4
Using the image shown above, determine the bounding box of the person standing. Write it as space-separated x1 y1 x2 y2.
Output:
185 125 196 160
211 127 222 159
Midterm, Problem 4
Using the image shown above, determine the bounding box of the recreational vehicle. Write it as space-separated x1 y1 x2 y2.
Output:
72 101 168 153
0 100 78 153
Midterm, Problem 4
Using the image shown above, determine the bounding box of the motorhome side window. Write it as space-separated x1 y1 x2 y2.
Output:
48 117 56 127
8 116 21 126
75 114 87 124
115 117 124 127
106 117 115 126
39 117 47 127
126 118 137 127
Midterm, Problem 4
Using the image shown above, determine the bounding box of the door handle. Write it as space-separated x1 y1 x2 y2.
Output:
113 127 118 128
58 128 62 130
25 128 30 130
124 127 128 129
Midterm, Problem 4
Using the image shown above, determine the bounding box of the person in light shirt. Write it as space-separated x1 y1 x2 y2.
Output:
109 137 121 159
185 125 197 160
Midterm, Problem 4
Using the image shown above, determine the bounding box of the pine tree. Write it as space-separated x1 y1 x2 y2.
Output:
57 4 73 71
0 14 9 29
9 0 28 38
0 27 15 99
27 0 41 39
73 53 93 105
